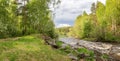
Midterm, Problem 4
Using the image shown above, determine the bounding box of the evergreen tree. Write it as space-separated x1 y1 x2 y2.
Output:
91 3 96 14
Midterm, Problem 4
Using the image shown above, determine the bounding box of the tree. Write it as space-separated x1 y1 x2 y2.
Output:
91 3 96 14
69 0 120 42
0 0 19 38
83 11 88 16
71 11 93 38
0 0 10 38
96 1 106 40
0 0 60 38
82 17 92 38
21 0 58 38
105 0 120 41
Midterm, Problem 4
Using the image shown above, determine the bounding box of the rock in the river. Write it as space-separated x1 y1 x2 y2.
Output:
61 44 68 49
68 53 78 61
59 38 120 61
110 46 120 60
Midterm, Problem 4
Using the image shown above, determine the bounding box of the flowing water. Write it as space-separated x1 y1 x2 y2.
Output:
59 38 120 61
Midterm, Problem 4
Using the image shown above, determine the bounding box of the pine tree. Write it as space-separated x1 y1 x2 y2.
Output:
91 3 96 14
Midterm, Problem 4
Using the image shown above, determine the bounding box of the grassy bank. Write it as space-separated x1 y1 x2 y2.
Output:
0 35 70 61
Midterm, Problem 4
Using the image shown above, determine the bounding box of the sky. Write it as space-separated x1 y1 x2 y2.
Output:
54 0 106 28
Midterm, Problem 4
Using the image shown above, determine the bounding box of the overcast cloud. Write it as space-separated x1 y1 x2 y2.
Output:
54 0 106 27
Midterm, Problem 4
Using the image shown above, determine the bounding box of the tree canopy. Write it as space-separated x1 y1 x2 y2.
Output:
68 0 120 42
0 0 59 38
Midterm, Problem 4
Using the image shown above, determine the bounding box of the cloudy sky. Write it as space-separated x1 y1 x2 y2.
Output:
54 0 106 28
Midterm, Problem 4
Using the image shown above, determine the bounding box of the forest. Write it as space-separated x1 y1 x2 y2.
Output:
0 0 120 61
0 0 57 39
0 0 69 61
67 0 120 42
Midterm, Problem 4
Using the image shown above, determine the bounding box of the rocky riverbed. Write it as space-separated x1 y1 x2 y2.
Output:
59 38 120 61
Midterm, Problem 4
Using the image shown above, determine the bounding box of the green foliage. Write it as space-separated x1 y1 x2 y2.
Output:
56 27 71 37
105 0 120 41
67 27 75 37
0 0 20 38
63 45 73 54
56 41 63 47
77 48 95 61
101 54 109 60
69 12 93 38
95 1 107 41
0 0 59 39
69 1 120 42
77 48 88 54
82 18 92 38
20 0 57 38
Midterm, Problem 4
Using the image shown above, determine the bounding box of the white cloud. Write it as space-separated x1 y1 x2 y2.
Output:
56 24 71 28
54 0 106 27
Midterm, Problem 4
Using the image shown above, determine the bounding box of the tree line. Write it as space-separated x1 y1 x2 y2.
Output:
0 0 59 39
56 27 71 37
68 0 120 42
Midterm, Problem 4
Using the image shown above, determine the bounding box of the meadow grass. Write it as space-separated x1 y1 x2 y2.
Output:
0 35 70 61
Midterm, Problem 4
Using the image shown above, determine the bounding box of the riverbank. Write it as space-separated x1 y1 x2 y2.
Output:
0 35 70 61
59 38 120 61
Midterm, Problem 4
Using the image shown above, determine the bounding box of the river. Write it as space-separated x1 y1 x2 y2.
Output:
59 37 120 61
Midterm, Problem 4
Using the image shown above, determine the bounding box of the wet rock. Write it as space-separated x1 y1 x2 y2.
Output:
110 46 120 60
59 38 120 61
68 53 78 61
77 53 86 59
60 44 65 48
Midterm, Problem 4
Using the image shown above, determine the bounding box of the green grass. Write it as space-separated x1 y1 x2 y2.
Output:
0 35 70 61
56 41 63 47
